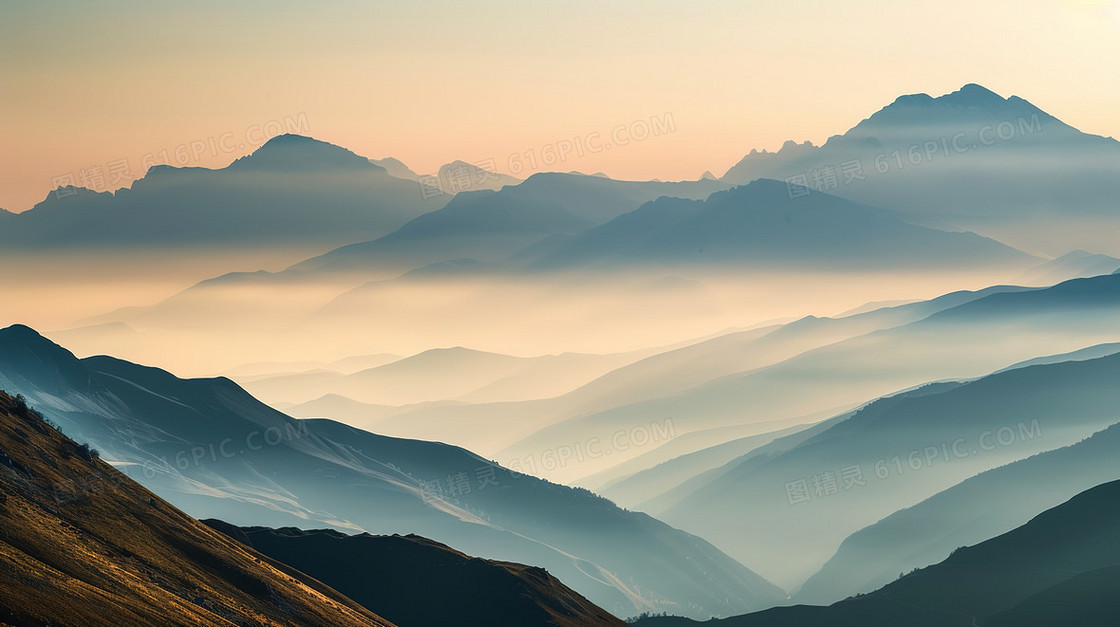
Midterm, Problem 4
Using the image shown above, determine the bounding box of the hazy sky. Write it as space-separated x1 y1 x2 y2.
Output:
2 0 1118 212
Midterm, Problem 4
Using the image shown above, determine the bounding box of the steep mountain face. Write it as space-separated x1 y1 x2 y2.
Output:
632 478 1120 627
0 134 447 250
0 390 392 627
798 415 1120 604
526 178 1034 271
0 325 785 620
204 522 625 627
722 84 1120 254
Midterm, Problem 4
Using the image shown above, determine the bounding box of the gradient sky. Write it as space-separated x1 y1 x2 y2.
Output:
2 0 1118 213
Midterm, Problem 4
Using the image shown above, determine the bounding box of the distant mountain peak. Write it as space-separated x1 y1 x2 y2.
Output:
440 159 475 168
871 83 1054 123
370 156 420 181
431 160 521 192
830 82 1067 147
889 92 937 107
32 185 108 207
228 134 376 173
885 83 1007 110
934 83 1012 110
743 140 816 159
959 82 998 93
0 325 94 397
0 324 64 355
0 323 43 342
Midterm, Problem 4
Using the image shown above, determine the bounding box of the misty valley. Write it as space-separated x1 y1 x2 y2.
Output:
3 53 1120 627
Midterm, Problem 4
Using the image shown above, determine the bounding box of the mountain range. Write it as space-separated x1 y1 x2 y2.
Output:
7 82 1120 624
521 178 1033 271
0 324 785 619
487 274 1117 486
243 272 1120 489
283 171 730 277
656 324 1120 589
0 134 448 252
5 84 1119 268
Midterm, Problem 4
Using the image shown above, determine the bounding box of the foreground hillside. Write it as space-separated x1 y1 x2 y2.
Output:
205 521 625 627
0 390 393 627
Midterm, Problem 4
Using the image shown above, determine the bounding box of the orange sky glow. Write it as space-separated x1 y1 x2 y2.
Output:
2 0 1118 213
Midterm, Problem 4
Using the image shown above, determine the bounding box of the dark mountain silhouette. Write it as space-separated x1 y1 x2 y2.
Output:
525 178 1034 271
226 133 373 172
724 84 1076 184
0 390 392 626
0 324 785 619
0 134 446 250
285 172 729 275
632 478 1120 626
204 521 625 627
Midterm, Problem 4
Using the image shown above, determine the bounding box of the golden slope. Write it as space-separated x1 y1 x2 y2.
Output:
0 390 393 627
